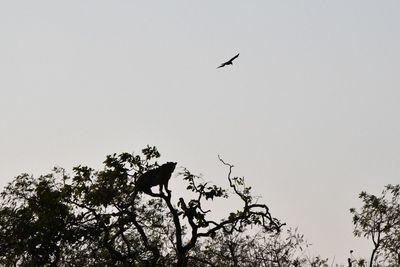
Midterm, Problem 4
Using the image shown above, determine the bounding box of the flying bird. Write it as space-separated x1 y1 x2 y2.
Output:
217 53 240 69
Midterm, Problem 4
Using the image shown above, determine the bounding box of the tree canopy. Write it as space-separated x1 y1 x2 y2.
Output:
2 146 397 266
350 184 400 267
0 146 287 266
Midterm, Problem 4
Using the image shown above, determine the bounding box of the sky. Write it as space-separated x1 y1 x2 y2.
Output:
1 1 400 263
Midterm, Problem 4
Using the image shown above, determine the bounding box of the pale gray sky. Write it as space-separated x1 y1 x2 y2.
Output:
1 1 399 263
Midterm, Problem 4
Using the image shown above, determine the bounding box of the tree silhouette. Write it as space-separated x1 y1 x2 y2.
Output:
0 146 283 266
350 184 400 267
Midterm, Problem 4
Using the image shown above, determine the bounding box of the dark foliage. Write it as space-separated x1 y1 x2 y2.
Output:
350 184 400 267
0 146 284 266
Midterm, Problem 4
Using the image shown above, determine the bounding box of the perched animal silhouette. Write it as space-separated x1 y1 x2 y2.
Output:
135 162 177 195
217 53 240 68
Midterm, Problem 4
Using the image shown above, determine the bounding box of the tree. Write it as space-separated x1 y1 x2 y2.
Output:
350 184 400 267
0 146 284 266
190 227 329 267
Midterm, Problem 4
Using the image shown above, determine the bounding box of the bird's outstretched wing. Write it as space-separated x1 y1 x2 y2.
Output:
217 62 227 68
217 53 240 68
229 53 240 62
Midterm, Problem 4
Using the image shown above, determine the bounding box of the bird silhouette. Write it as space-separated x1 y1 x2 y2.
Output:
217 53 239 68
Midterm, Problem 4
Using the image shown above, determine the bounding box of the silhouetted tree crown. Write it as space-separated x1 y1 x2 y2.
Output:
350 184 400 267
0 146 286 266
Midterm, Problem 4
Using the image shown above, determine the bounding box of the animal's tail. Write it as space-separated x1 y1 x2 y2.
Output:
131 189 140 203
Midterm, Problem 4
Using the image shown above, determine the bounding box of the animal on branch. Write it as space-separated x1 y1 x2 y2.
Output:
135 162 177 195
